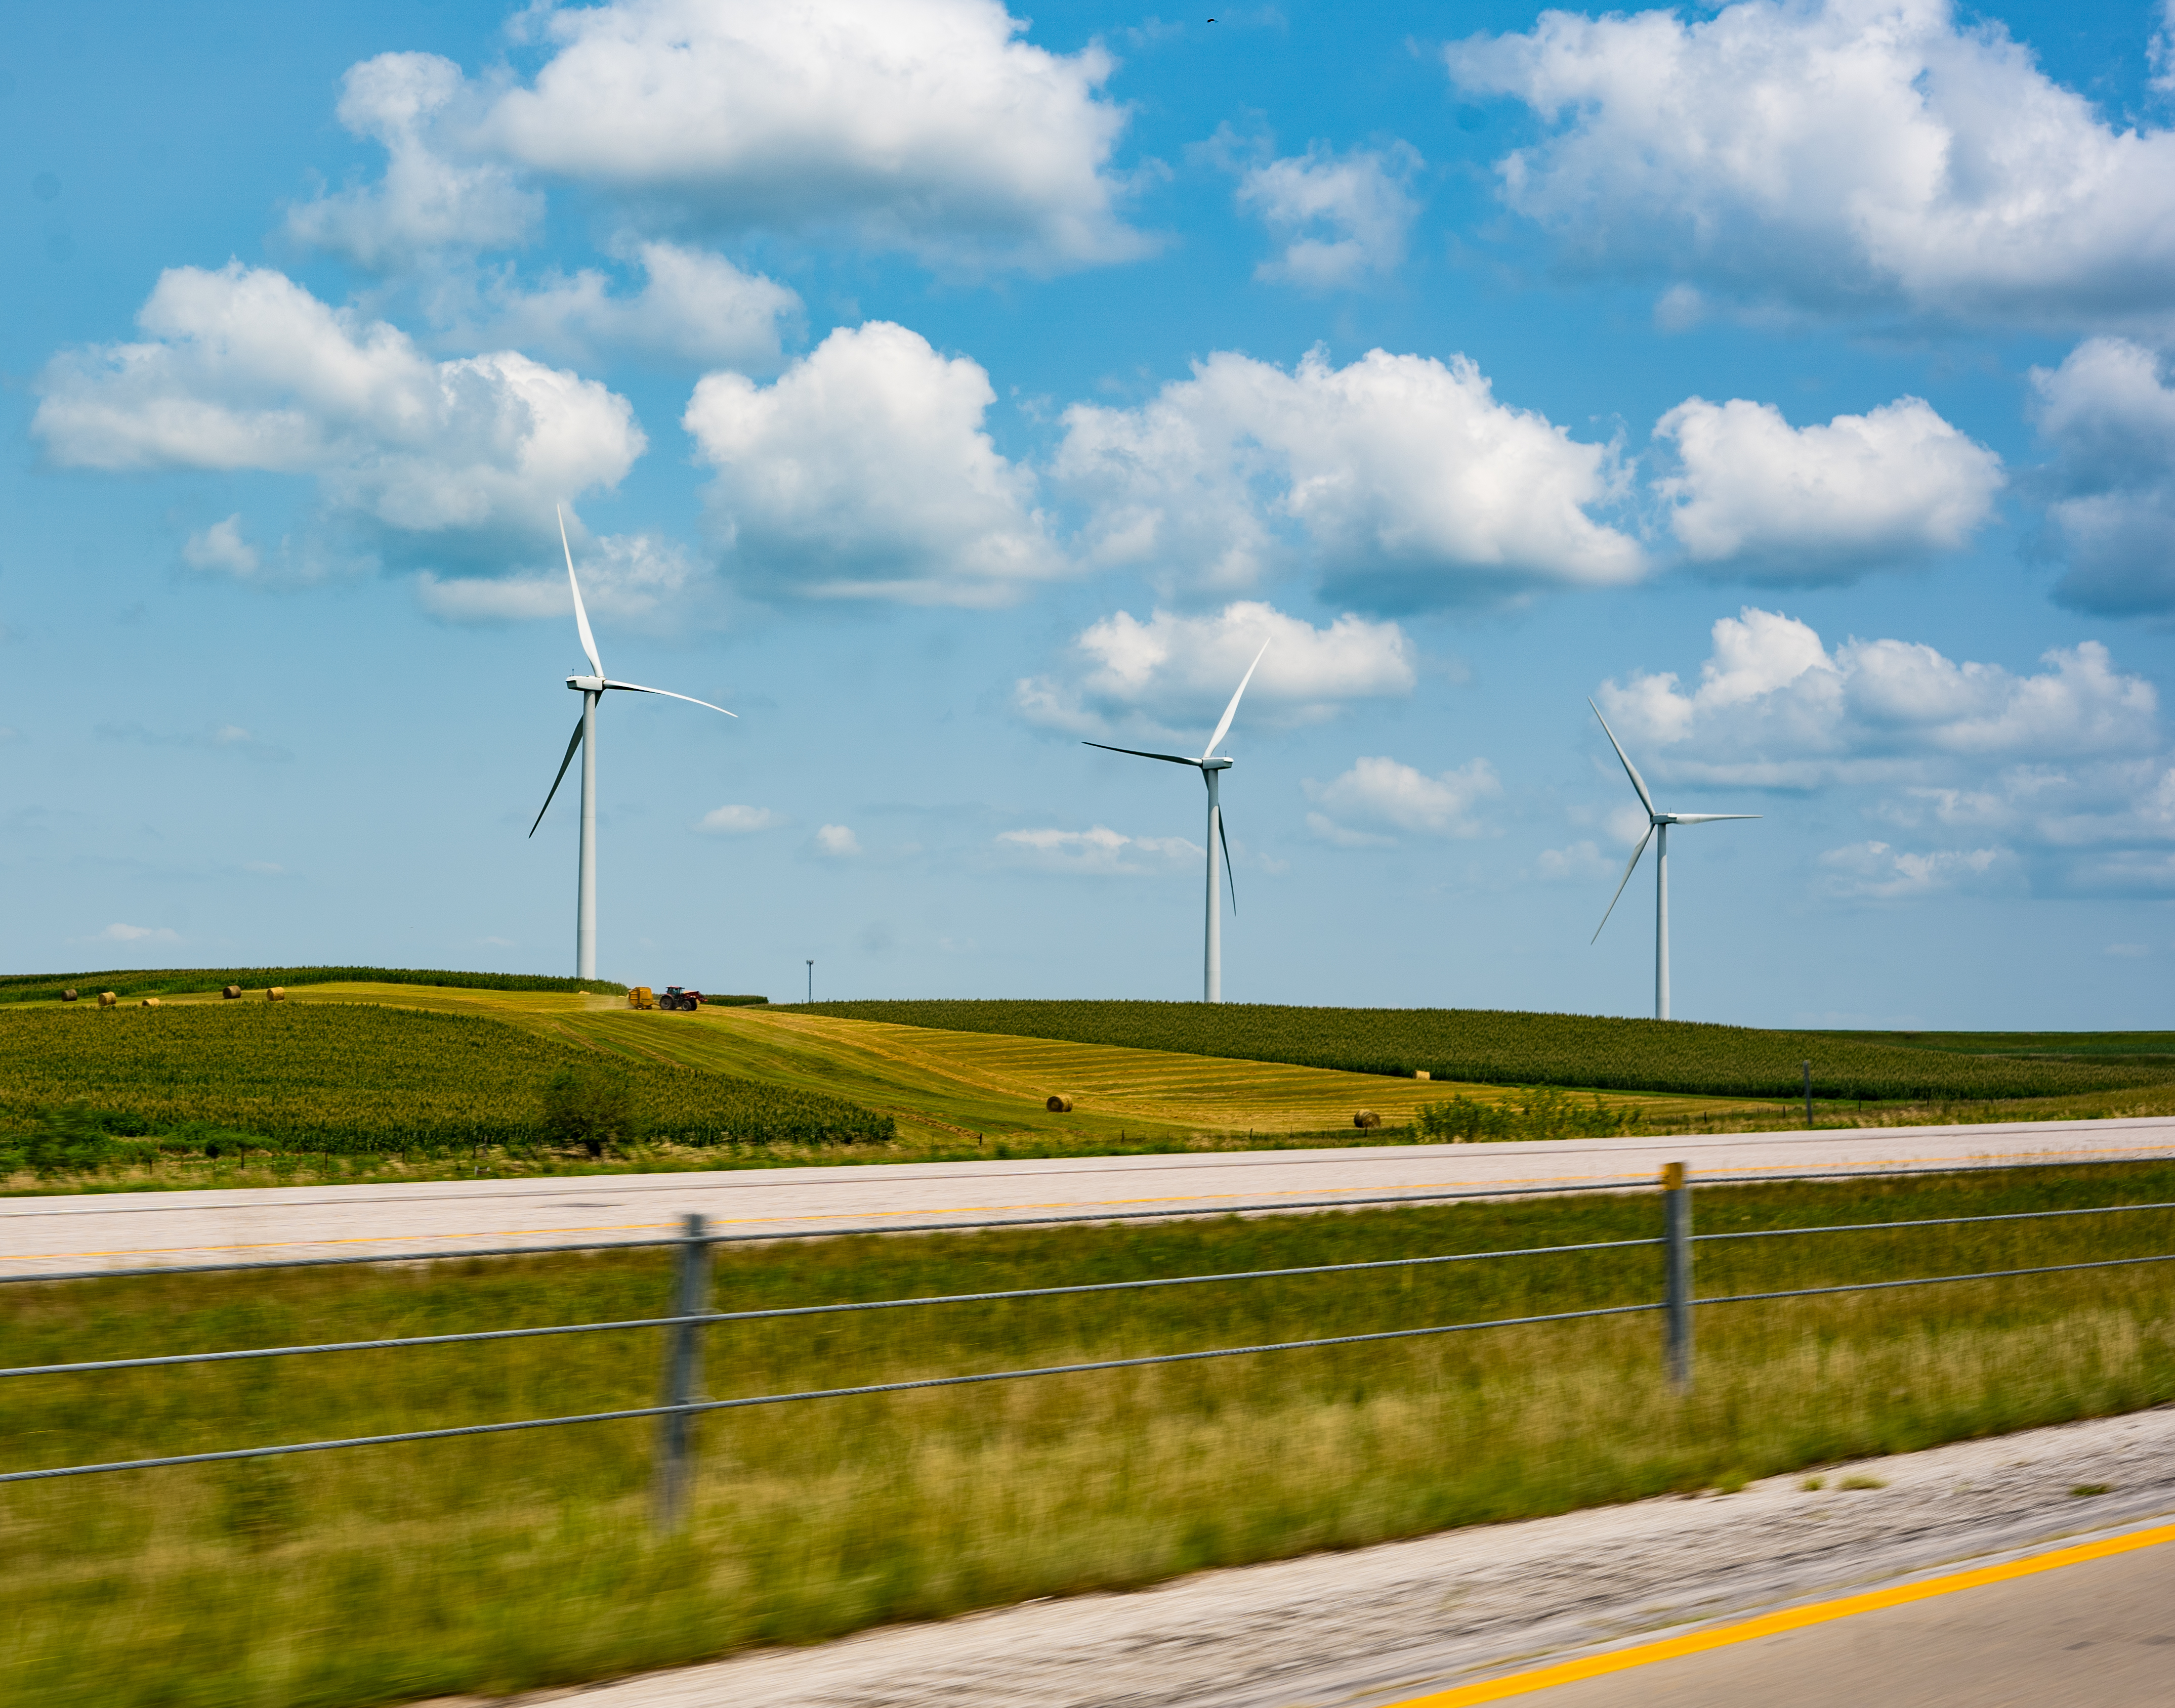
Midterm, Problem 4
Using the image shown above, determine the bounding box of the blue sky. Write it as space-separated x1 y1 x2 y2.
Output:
6 0 2175 1027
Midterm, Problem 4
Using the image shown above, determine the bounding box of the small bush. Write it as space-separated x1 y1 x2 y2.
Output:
541 1063 645 1158
1415 1087 1643 1143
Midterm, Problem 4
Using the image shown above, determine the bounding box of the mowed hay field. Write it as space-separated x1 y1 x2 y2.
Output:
8 1165 2175 1708
224 984 1755 1146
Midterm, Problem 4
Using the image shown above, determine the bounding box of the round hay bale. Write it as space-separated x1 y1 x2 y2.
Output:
266 987 286 1002
223 985 243 1000
140 997 163 1008
1414 1069 1431 1081
61 989 77 1002
98 991 118 1008
1046 1095 1074 1113
1353 1108 1381 1129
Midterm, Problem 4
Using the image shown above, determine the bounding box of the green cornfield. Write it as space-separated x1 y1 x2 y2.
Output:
0 965 628 1004
796 1000 2175 1101
0 1004 892 1159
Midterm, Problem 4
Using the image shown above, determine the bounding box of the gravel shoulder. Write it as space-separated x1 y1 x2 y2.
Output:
414 1405 2175 1708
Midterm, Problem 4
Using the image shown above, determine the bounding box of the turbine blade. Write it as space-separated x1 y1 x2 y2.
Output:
1203 636 1272 762
1218 808 1237 914
1587 698 1656 819
1082 741 1201 767
601 678 738 717
1591 825 1653 943
559 505 604 679
1669 814 1761 824
529 715 585 838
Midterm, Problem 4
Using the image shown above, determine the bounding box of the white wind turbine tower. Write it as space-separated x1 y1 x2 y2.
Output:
1083 639 1271 1003
1587 698 1759 1021
529 508 737 980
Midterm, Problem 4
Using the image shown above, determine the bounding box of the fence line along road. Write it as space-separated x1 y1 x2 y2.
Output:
6 1157 2174 1528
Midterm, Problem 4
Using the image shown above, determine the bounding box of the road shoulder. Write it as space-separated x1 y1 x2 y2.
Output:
407 1405 2175 1708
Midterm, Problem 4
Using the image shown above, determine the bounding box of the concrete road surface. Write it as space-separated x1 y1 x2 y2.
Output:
6 1114 2171 1278
1448 1531 2175 1707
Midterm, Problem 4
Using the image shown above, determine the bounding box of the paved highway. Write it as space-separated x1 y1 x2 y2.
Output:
5 1114 2171 1278
1373 1524 2175 1707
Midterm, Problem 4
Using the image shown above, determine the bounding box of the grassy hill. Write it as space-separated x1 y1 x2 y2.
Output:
790 999 2175 1102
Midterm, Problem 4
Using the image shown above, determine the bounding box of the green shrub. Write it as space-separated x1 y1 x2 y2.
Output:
541 1062 646 1157
1416 1087 1644 1142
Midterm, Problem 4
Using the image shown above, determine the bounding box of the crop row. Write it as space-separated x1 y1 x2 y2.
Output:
0 965 631 1004
794 1000 2175 1101
0 1005 893 1162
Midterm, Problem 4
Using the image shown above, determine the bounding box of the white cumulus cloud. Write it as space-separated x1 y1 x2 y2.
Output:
698 804 777 833
181 514 261 578
995 824 1199 874
1817 840 2011 899
1447 0 2175 329
1599 609 2159 785
685 321 1062 605
1236 140 1423 290
1536 839 1614 881
1056 346 1642 606
416 532 697 625
1598 607 2175 895
321 0 1144 273
815 823 862 856
97 922 182 944
34 265 643 562
1304 756 1502 844
1654 395 2002 580
287 52 541 267
2028 337 2175 617
455 242 803 371
1018 601 1416 740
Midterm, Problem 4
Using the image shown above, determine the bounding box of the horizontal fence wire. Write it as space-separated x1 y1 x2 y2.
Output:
0 1235 1664 1381
12 1151 2175 1287
1697 1249 2175 1308
0 1299 1668 1484
1695 1199 2175 1245
9 1157 2175 1484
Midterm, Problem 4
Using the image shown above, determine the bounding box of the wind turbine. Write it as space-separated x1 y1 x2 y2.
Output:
1082 639 1270 1003
529 508 736 980
1587 699 1758 1021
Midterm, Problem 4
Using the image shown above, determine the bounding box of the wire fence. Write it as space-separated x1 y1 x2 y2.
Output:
6 1156 2173 1527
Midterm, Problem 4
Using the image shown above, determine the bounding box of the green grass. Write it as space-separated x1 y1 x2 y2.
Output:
0 965 633 1004
6 1164 2174 1707
791 1000 2175 1101
0 1004 892 1166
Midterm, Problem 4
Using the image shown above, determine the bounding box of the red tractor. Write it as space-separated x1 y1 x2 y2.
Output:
656 986 705 1011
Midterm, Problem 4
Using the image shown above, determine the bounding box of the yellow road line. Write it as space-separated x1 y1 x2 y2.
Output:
1381 1520 2175 1705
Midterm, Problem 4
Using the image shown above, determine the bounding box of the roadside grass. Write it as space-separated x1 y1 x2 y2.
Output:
6 1165 2175 1707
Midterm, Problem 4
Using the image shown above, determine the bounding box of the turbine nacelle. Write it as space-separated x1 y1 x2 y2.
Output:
567 674 606 693
1203 756 1234 772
